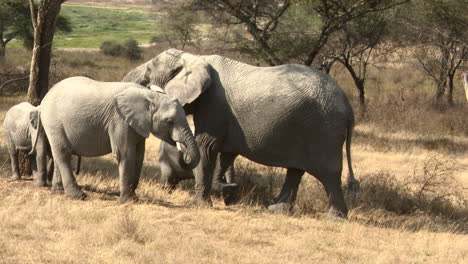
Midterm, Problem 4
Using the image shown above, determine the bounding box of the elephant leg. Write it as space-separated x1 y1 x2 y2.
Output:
133 140 145 190
320 175 348 219
117 142 141 203
51 146 85 199
190 142 218 207
212 153 238 205
51 161 64 193
46 156 54 186
7 141 20 180
212 153 237 189
34 146 48 187
268 168 304 214
159 164 179 191
30 155 38 180
224 163 235 184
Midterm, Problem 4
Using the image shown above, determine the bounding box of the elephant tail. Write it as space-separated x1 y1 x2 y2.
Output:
28 111 42 156
345 118 359 195
75 156 81 175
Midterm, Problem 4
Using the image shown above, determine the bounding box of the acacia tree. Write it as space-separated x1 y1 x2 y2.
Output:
27 0 67 106
191 0 407 66
331 11 395 115
0 0 31 57
19 0 67 176
0 0 70 58
153 1 201 49
404 0 467 105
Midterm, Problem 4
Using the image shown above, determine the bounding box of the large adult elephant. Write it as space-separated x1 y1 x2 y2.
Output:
123 49 358 217
39 76 199 202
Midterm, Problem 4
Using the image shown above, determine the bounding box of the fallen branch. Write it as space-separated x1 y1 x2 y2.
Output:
0 75 29 94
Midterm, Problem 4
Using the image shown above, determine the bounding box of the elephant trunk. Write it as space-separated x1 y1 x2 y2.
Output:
177 128 200 170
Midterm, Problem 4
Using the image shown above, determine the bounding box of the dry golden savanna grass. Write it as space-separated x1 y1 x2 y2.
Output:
1 93 467 263
1 46 467 263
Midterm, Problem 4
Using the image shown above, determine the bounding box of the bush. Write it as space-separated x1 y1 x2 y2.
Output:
149 35 162 45
100 40 124 57
122 39 142 60
99 39 142 60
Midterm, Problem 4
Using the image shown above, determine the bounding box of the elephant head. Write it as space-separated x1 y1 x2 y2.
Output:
113 87 200 169
122 49 212 106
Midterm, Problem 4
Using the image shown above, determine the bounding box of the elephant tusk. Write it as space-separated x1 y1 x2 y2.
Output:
176 142 183 152
150 85 165 93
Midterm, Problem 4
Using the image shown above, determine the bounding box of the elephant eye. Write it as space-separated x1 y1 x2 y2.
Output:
166 118 174 125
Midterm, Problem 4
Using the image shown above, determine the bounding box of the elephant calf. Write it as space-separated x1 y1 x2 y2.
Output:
38 77 200 203
159 138 237 203
3 102 52 186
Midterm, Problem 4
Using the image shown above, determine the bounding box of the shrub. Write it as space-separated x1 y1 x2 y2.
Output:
100 39 142 61
149 35 162 45
100 40 124 57
122 39 142 60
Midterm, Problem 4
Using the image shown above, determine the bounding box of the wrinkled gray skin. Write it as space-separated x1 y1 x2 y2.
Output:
123 49 358 218
3 102 51 186
159 140 235 188
159 139 238 205
159 136 236 186
39 76 200 202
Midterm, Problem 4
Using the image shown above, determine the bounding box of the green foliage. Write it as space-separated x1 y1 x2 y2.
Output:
122 39 142 60
0 0 32 53
0 0 72 53
155 3 201 49
193 0 408 65
100 39 142 60
52 5 157 49
100 41 124 57
397 0 468 104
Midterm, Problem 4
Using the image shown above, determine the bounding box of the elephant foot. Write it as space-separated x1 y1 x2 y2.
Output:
268 202 293 215
11 174 21 181
118 194 139 204
221 183 239 206
51 184 64 194
187 196 212 208
65 189 87 200
327 207 348 221
35 180 49 188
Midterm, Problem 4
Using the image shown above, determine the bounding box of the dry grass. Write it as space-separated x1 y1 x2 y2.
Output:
1 46 467 263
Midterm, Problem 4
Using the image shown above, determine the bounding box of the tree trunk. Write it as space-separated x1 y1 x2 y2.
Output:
20 0 64 176
0 44 5 57
447 73 455 106
435 79 447 104
356 80 366 118
27 0 63 106
18 151 32 176
340 60 367 117
464 72 468 103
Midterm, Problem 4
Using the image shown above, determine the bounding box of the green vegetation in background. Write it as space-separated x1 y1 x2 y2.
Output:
9 5 160 49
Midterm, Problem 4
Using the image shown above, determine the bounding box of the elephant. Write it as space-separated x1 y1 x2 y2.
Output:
159 139 235 190
158 125 237 204
3 102 51 186
123 49 358 218
38 76 200 202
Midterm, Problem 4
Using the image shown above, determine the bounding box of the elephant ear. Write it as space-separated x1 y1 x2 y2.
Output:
29 109 40 155
164 52 212 106
29 110 39 130
121 61 151 86
114 88 154 138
